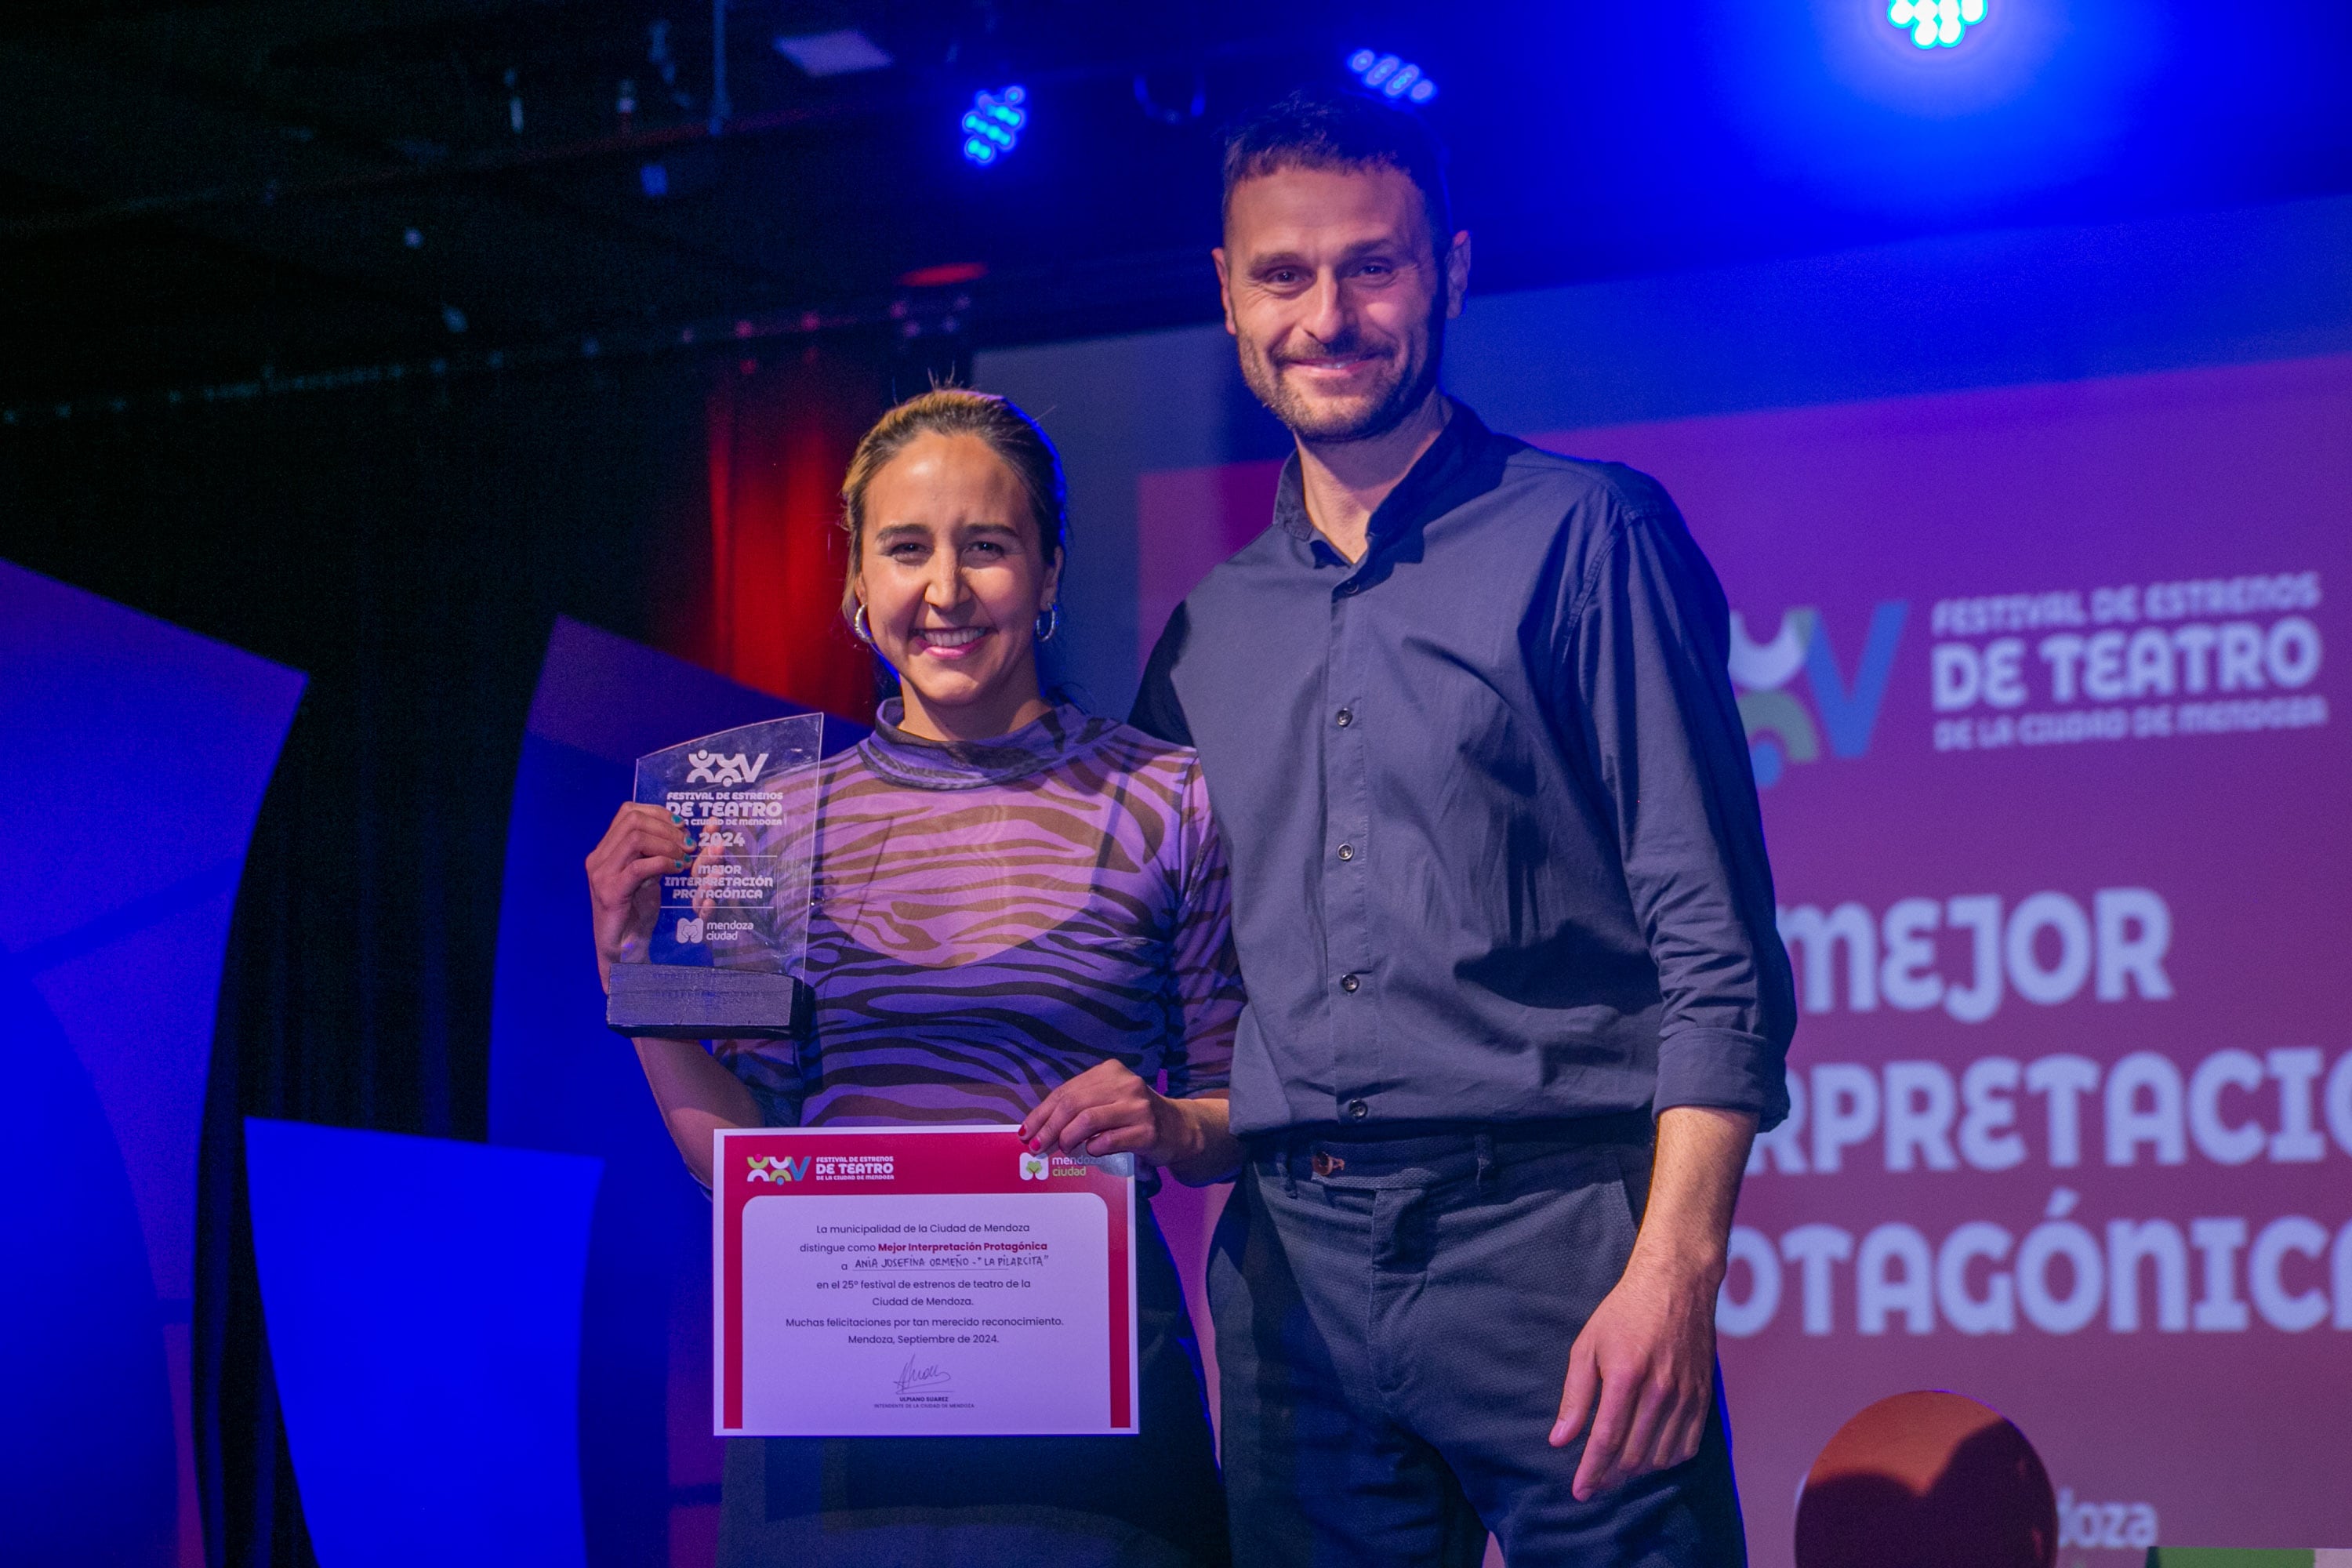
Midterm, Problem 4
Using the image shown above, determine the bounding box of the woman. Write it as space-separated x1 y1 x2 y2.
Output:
586 389 1240 1567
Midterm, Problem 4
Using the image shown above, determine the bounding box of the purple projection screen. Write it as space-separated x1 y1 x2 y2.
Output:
1131 353 2352 1562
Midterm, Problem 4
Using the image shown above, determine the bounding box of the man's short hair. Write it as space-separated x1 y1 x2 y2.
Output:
1221 89 1453 256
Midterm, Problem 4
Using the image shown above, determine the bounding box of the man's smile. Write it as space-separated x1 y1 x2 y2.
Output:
1283 347 1385 376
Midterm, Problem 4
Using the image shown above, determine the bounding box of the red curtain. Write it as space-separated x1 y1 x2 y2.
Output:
697 344 886 724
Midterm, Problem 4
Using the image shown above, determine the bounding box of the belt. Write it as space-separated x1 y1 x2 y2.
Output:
1248 1112 1653 1187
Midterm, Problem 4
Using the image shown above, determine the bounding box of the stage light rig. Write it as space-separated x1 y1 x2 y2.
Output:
1889 0 1986 49
1348 50 1436 104
962 86 1029 166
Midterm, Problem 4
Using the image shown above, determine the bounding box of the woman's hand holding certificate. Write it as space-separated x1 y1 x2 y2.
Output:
1019 1060 1238 1185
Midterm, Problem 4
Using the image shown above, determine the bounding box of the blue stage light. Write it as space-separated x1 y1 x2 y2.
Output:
960 85 1028 166
1347 49 1436 104
1888 0 1986 49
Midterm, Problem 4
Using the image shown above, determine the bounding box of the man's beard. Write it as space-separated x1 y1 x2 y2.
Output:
1240 299 1447 445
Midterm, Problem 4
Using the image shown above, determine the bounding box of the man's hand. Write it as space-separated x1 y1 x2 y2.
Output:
1548 1105 1757 1500
1548 1240 1722 1498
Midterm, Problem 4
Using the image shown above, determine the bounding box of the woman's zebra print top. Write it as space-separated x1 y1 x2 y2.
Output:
714 700 1240 1131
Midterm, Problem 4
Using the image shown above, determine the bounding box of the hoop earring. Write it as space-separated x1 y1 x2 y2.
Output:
1033 602 1062 644
851 603 874 645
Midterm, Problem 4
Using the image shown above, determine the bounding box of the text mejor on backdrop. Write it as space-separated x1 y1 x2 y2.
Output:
1544 353 2352 1557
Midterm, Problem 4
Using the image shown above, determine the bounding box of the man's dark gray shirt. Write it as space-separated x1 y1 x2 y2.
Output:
1131 401 1795 1140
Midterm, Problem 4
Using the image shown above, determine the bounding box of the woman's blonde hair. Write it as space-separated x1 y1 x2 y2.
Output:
839 388 1069 619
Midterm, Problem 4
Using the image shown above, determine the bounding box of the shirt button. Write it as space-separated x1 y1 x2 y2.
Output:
1339 973 1361 993
1334 708 1353 728
1348 1100 1368 1120
1337 844 1355 862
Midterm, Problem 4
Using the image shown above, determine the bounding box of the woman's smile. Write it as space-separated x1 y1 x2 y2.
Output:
913 625 989 659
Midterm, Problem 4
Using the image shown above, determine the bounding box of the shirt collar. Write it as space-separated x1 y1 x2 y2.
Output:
1272 397 1493 552
860 699 1110 789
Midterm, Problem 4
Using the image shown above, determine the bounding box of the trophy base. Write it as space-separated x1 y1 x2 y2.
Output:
607 964 805 1040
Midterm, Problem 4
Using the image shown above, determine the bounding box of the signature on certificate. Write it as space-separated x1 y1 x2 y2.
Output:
892 1353 953 1396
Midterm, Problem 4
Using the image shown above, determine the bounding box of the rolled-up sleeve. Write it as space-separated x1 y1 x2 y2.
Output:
1566 499 1796 1128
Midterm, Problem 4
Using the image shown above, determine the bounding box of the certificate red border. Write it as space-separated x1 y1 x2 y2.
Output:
713 1125 1138 1436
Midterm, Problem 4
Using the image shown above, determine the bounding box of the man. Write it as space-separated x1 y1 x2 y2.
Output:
1131 90 1795 1565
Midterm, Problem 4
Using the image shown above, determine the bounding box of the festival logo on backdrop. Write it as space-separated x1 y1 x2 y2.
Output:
1923 572 2325 753
1735 572 2327 787
1731 601 1909 786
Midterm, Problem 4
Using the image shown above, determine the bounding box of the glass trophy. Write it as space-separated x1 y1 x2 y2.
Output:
605 713 825 1040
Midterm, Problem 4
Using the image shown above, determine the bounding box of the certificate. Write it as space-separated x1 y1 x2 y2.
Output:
713 1125 1139 1437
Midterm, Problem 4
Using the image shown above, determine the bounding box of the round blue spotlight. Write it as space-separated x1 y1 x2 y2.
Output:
1346 49 1436 104
960 85 1027 166
1888 0 1985 49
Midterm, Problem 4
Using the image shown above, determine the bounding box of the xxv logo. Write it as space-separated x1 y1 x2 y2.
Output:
685 750 771 786
747 1155 811 1183
1730 602 1907 787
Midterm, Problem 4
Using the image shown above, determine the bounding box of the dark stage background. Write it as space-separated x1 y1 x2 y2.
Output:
0 341 904 1566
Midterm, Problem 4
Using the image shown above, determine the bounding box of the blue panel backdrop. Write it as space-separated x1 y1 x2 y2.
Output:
0 561 302 1568
244 1119 601 1568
